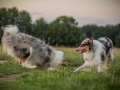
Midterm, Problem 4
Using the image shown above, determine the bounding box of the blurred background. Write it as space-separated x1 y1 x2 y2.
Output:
0 0 120 47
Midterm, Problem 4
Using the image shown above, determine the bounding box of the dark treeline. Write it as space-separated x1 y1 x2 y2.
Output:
0 7 120 47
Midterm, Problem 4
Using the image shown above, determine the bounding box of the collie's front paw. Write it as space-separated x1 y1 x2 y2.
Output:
48 67 56 70
32 65 37 68
73 69 79 72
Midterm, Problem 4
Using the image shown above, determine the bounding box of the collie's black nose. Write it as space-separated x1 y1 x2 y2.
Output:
76 49 78 51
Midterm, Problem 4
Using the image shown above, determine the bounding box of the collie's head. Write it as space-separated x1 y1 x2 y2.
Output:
76 38 93 54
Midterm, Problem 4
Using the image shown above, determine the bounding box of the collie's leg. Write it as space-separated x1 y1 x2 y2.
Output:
48 67 57 71
22 60 37 68
21 47 37 68
109 49 114 61
106 49 114 69
74 63 90 72
105 56 110 70
98 63 105 72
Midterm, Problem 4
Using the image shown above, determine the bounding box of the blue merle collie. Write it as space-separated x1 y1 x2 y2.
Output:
2 25 65 70
74 37 114 72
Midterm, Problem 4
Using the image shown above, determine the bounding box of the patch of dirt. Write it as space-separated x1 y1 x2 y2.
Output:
0 74 21 82
0 60 21 81
0 60 8 64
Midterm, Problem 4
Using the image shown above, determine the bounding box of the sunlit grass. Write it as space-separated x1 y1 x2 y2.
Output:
0 45 120 90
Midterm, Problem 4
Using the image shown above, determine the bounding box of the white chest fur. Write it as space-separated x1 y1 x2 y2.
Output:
83 51 102 67
83 52 93 61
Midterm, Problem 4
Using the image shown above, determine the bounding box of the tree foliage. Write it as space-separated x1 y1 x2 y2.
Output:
0 7 120 47
81 24 120 46
47 16 85 46
116 33 120 47
0 7 32 43
32 18 48 40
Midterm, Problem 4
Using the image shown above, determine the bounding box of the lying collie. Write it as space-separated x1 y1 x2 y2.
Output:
2 25 65 70
74 37 114 72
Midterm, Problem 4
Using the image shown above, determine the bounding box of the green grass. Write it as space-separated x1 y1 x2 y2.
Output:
0 46 120 90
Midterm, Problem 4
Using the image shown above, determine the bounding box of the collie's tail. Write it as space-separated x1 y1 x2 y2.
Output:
3 25 19 34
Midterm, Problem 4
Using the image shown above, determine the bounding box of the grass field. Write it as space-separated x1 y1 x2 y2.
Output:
0 45 120 90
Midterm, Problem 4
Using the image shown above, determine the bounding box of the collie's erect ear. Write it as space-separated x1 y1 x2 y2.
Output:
88 38 93 44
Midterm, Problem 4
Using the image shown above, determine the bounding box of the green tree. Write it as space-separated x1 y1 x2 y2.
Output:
81 24 120 46
47 16 85 46
116 33 120 47
32 18 48 40
17 10 32 34
0 7 19 26
0 8 8 43
81 24 98 38
0 7 32 43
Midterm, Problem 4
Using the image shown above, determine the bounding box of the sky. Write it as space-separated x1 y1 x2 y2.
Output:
0 0 120 26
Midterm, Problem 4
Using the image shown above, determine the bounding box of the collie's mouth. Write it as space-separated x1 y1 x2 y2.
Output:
80 49 85 54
